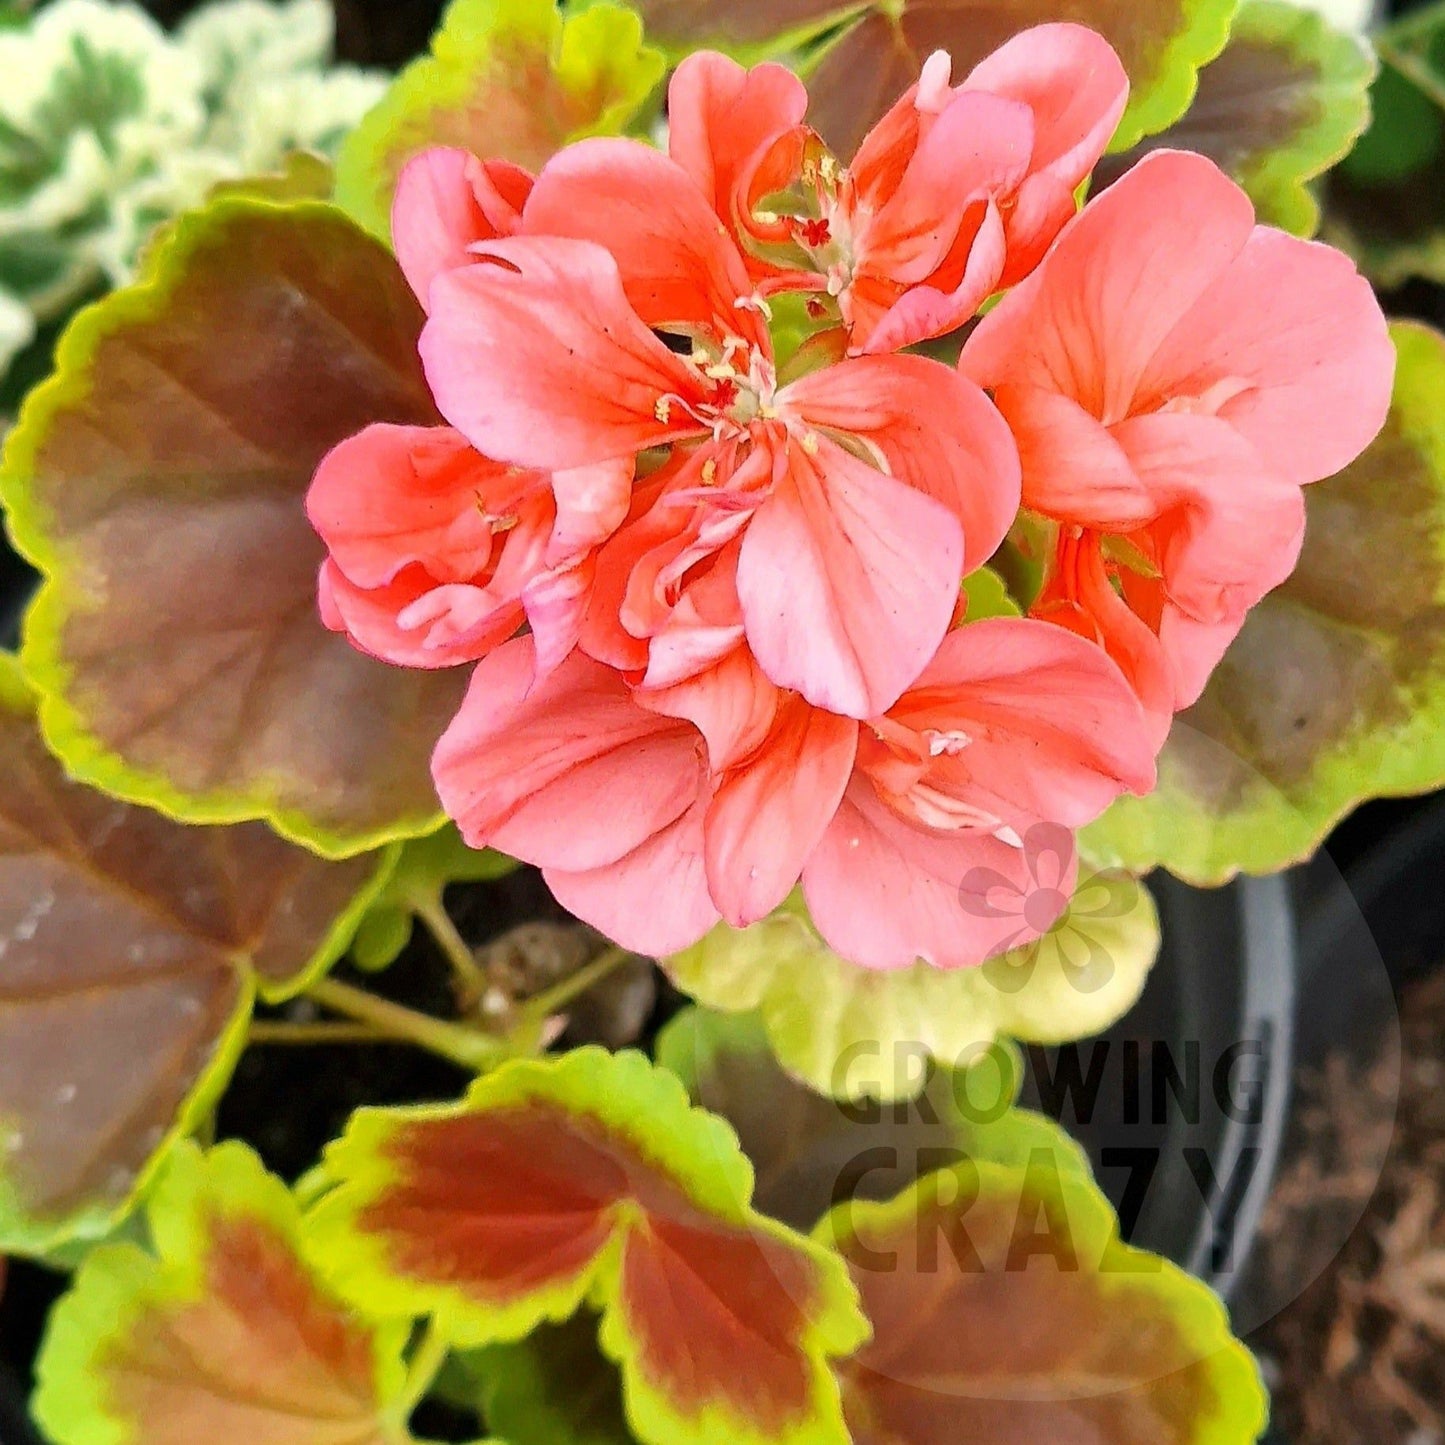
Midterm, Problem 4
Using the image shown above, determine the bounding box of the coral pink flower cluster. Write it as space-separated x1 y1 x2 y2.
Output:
308 25 1392 969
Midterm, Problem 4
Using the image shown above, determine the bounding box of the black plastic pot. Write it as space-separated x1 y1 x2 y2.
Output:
1241 801 1439 1445
1023 873 1296 1300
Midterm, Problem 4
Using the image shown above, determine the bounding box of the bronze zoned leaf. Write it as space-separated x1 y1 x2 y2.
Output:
1 197 466 858
0 656 387 1255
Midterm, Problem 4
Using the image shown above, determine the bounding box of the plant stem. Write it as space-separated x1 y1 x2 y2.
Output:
516 944 633 1026
412 891 489 997
391 1318 451 1428
248 1021 387 1046
292 1164 333 1210
308 978 508 1072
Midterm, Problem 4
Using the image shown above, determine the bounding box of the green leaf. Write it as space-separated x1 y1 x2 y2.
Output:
1086 321 1445 884
960 563 1022 621
462 1314 635 1445
1343 57 1445 185
1327 3 1445 281
32 1140 420 1445
819 1127 1269 1442
1372 0 1445 110
1098 0 1376 235
747 0 1239 159
1327 157 1445 288
657 1008 1088 1231
351 825 518 972
0 196 468 858
206 149 337 205
306 1047 869 1445
335 0 665 239
663 874 1159 1103
0 651 391 1257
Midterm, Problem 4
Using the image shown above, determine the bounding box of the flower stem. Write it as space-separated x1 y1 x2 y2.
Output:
308 978 508 1072
248 1021 386 1046
412 891 489 997
391 1318 451 1428
516 944 633 1027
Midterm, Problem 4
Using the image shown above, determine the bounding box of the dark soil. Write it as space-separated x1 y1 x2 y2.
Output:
1250 969 1445 1443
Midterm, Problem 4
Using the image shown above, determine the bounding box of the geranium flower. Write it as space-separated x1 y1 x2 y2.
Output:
308 146 638 677
662 25 1128 354
962 149 1394 733
432 618 1155 968
305 35 1391 983
308 424 632 676
415 141 1021 718
390 144 533 309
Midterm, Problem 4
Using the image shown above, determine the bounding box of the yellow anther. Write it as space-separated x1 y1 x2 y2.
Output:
655 397 672 423
819 154 841 187
754 207 779 224
491 514 520 533
800 431 820 456
703 361 739 380
701 458 718 486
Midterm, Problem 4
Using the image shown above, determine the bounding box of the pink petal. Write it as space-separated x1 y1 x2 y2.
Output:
522 136 766 349
962 23 1129 280
704 695 858 925
857 90 1032 282
962 151 1256 426
803 781 1065 970
392 147 532 309
849 63 935 211
307 424 502 589
1032 533 1176 743
639 644 780 771
1156 606 1250 709
736 433 963 718
964 25 1128 190
545 800 721 956
894 616 1157 827
854 202 1008 356
990 384 1158 528
667 51 807 231
849 90 1033 352
1138 224 1394 486
578 463 684 672
621 487 755 650
318 559 518 668
432 640 703 871
599 443 768 673
547 459 635 561
1110 411 1306 622
421 237 709 470
521 558 595 682
639 545 748 690
782 354 1020 571
993 173 1077 289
